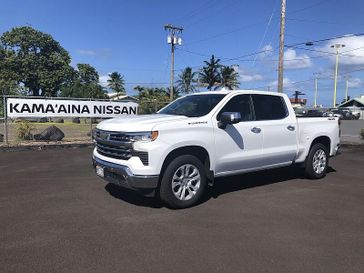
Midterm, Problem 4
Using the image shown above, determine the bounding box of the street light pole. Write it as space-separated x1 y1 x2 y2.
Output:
314 76 318 107
331 44 345 107
344 77 349 102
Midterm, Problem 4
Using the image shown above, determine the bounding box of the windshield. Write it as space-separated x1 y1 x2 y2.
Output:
158 94 226 117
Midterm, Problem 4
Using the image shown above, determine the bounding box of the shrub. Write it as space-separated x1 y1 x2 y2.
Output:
361 129 364 139
16 120 34 140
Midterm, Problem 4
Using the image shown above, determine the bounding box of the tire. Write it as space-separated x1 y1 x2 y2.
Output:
159 155 207 209
304 143 329 179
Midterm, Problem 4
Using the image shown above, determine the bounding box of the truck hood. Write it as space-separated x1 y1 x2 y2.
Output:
96 114 188 132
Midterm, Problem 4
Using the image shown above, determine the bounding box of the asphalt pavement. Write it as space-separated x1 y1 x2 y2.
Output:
0 147 363 273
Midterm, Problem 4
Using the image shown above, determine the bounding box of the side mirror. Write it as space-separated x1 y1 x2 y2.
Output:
218 112 241 129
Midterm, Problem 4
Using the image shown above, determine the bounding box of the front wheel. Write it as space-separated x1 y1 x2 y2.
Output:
304 143 329 179
159 155 207 209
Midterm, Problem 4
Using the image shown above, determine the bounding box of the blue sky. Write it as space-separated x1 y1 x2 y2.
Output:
1 0 364 106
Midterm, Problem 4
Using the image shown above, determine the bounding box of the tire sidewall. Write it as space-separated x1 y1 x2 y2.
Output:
306 143 329 179
159 155 206 209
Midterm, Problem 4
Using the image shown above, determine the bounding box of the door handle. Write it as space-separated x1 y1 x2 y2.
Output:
251 127 261 134
287 125 295 131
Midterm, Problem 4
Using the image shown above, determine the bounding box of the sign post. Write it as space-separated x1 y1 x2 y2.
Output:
3 96 8 145
90 98 93 142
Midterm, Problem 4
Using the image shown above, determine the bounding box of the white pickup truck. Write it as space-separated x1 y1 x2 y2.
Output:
92 90 340 208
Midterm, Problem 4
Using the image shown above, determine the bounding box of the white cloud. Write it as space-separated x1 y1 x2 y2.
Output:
76 49 97 56
320 35 364 67
240 74 263 82
268 77 294 91
76 48 112 58
284 48 312 69
238 67 263 82
99 74 109 87
257 44 274 60
347 77 362 88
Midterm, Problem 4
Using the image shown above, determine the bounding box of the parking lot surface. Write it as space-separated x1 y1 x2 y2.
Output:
0 147 363 273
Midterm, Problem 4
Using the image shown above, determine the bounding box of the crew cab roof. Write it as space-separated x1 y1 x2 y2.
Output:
187 90 286 97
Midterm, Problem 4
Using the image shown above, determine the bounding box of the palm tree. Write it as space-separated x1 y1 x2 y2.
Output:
219 66 240 90
198 55 221 90
107 72 125 95
176 67 197 94
133 86 170 114
166 85 180 100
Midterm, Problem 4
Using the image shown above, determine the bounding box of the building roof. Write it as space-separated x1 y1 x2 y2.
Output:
107 93 138 101
338 95 364 108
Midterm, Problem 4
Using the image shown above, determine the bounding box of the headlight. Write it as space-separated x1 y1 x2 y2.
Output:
127 131 158 142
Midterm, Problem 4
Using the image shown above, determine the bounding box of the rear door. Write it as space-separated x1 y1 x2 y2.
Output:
213 94 264 175
251 94 298 167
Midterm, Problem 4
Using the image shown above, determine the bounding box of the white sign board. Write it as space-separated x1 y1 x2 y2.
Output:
7 98 138 118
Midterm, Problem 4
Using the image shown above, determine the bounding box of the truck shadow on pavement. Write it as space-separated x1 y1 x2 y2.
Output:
206 166 336 200
105 184 164 208
104 166 336 208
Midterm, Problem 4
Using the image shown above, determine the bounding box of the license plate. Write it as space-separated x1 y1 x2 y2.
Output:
96 165 104 177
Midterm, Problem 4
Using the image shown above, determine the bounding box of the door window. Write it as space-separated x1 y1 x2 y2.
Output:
217 95 254 121
251 94 288 120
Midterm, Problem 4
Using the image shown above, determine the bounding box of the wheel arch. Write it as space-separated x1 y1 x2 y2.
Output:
160 145 213 181
310 135 331 153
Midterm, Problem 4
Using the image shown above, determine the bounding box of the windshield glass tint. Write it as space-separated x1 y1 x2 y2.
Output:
158 94 226 117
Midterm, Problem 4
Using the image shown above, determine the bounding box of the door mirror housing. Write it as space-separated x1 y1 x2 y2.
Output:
218 112 242 129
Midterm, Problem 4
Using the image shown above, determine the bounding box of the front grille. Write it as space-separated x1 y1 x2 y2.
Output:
95 129 149 165
96 142 132 160
95 130 131 142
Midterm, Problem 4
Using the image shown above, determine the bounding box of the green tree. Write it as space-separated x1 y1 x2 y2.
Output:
0 26 72 96
60 64 107 99
0 47 19 96
166 86 180 100
134 86 170 114
219 66 240 90
198 55 222 90
107 72 125 95
77 64 99 85
176 67 197 94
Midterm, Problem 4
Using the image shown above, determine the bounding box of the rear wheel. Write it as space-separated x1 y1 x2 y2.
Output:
304 143 329 179
159 155 206 209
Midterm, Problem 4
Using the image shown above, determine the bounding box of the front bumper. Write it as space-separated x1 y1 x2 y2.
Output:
93 156 159 190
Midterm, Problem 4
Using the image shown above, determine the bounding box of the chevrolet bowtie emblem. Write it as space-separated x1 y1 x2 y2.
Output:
99 132 109 140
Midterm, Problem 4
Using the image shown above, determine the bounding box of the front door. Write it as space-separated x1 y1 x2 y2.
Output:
213 94 264 175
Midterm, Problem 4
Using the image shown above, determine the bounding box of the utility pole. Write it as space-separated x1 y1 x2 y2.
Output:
313 73 319 107
331 43 345 107
277 0 286 93
164 24 183 101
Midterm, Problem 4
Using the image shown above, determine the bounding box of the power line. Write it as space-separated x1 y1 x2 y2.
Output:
253 0 279 65
286 17 364 27
173 0 219 25
288 0 333 14
183 21 270 46
290 45 364 59
285 33 364 48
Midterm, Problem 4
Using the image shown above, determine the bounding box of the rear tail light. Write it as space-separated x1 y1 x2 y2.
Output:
338 118 341 136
